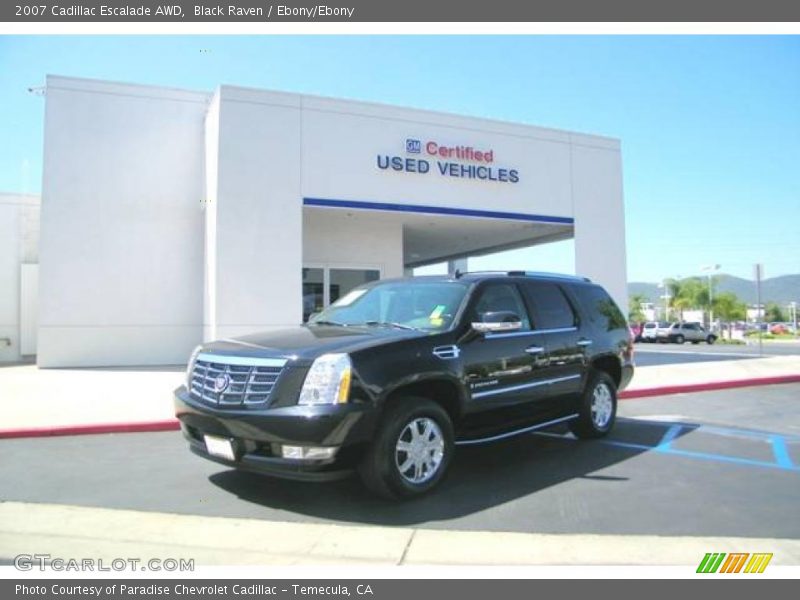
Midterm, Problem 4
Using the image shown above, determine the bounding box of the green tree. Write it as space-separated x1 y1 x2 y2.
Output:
668 277 705 320
713 292 746 339
628 293 648 323
765 302 787 323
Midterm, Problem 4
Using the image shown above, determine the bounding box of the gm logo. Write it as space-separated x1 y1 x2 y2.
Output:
405 138 421 154
696 552 773 574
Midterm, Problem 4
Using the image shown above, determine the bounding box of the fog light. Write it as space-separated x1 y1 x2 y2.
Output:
281 445 337 460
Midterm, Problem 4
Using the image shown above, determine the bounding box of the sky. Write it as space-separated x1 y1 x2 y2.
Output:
1 35 798 282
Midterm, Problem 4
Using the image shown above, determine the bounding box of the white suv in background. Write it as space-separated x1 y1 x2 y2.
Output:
642 321 669 342
658 322 717 345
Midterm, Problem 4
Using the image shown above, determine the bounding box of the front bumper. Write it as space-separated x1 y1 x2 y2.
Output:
174 386 377 481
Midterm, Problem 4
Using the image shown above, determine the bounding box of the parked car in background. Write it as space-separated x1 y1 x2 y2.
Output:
641 321 669 342
658 322 717 344
769 322 790 335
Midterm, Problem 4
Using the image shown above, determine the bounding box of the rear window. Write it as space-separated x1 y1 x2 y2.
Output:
521 281 577 330
573 285 627 332
644 322 657 329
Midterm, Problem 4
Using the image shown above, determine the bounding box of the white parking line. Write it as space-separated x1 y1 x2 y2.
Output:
635 348 763 358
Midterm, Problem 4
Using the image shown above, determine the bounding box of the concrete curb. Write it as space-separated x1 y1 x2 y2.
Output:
619 374 800 400
0 420 179 439
2 375 799 440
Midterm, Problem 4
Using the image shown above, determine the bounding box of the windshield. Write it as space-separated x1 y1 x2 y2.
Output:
309 280 469 331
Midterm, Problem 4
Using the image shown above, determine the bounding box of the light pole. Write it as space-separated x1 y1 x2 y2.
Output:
658 280 668 322
790 301 798 338
701 264 721 331
658 277 675 322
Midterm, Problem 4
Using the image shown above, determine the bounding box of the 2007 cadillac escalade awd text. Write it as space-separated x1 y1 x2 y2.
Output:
174 272 634 499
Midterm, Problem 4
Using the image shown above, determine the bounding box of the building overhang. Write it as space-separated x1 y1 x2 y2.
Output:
302 197 574 268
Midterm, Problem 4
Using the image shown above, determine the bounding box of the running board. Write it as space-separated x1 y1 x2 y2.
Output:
455 414 579 446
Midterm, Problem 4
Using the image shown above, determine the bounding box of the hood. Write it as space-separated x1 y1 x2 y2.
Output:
200 325 425 365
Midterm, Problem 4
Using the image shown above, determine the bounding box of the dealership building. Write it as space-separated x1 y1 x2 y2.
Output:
0 75 627 367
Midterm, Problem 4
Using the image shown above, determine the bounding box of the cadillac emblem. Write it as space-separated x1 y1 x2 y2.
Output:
213 373 231 393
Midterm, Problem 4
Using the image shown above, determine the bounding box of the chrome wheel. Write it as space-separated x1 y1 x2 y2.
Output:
591 383 614 429
395 417 445 484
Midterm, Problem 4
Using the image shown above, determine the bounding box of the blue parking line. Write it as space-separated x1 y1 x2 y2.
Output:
655 424 683 451
531 429 800 473
699 424 800 443
771 435 795 469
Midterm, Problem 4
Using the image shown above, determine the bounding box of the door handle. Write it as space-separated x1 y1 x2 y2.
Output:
577 339 593 347
525 346 545 354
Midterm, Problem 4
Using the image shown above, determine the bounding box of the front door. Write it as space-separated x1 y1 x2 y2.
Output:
460 282 549 412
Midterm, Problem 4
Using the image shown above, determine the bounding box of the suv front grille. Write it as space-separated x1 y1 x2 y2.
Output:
189 354 288 407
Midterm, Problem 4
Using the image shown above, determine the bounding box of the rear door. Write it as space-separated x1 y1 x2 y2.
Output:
520 281 586 400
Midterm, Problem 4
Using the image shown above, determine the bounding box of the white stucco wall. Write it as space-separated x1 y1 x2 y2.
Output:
571 141 628 312
31 76 627 366
0 193 39 362
204 86 303 342
37 76 209 367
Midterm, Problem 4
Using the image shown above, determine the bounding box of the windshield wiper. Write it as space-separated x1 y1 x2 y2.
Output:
363 321 418 331
310 320 346 327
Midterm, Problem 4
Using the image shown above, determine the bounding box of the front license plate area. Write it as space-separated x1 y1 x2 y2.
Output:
204 434 236 461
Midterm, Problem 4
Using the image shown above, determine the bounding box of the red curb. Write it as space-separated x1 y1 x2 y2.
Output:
620 374 800 400
0 419 180 439
1 375 799 439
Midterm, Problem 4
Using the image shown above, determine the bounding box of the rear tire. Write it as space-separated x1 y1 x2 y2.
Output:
358 397 454 500
569 370 617 439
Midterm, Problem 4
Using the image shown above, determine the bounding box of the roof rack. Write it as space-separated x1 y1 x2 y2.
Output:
453 269 591 283
452 270 508 278
508 270 592 282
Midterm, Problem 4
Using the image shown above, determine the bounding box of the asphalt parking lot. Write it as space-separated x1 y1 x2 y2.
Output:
633 340 800 366
1 383 798 540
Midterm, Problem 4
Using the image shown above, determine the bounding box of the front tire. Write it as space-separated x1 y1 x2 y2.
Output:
674 334 685 344
569 370 617 439
359 397 454 499
707 335 716 345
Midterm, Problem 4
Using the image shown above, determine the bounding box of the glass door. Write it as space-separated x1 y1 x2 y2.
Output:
302 265 381 322
302 267 325 322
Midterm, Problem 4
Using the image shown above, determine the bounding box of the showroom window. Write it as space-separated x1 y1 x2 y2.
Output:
302 265 381 322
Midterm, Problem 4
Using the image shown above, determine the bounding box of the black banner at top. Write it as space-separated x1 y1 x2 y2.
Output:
4 0 800 22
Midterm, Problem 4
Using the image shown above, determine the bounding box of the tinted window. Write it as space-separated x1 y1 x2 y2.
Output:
573 284 627 332
472 283 531 330
522 282 577 330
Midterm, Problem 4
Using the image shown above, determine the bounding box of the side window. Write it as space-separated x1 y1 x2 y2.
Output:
472 284 531 331
573 284 627 332
522 282 577 330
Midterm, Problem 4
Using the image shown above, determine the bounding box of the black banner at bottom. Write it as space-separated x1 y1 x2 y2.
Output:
3 580 796 600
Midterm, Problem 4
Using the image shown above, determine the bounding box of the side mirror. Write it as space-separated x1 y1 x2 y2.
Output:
471 311 523 334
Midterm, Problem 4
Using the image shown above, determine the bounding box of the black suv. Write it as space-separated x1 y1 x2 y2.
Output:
175 272 634 499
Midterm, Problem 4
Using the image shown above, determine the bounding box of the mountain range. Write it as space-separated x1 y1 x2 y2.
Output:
628 274 800 305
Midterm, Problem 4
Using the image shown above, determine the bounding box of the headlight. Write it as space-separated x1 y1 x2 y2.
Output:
298 353 352 406
185 345 203 389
